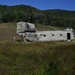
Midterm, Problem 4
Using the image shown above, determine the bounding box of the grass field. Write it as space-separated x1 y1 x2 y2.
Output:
0 23 16 43
0 23 75 75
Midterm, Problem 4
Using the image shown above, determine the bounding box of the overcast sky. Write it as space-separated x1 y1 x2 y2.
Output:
0 0 75 10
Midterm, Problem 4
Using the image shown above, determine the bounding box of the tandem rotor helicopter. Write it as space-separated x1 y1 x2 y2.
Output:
16 21 75 42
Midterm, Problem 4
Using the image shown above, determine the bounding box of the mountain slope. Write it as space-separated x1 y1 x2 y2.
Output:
44 9 75 28
0 4 75 28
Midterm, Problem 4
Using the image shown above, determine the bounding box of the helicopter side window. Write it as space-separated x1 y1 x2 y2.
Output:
44 34 46 37
35 34 37 37
52 34 54 36
40 34 43 36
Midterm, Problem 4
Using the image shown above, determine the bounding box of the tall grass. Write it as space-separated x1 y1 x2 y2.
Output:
0 42 75 75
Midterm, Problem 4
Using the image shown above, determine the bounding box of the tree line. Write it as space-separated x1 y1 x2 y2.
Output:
0 4 75 28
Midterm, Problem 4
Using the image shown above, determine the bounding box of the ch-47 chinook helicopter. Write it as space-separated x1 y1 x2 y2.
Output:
16 21 75 42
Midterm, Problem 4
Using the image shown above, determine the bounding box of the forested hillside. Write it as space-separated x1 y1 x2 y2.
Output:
0 4 75 28
44 9 75 28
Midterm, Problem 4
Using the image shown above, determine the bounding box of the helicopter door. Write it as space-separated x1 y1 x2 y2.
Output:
67 33 71 40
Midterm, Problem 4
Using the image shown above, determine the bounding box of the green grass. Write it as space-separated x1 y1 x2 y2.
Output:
35 24 64 31
0 23 75 75
0 22 16 42
0 42 75 75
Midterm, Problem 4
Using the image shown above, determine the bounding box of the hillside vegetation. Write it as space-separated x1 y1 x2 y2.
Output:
0 4 75 28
